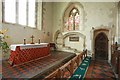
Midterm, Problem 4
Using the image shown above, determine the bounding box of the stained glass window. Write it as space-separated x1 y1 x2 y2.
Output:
64 8 80 31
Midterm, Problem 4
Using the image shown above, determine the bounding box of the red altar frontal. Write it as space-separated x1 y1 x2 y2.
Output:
8 43 50 66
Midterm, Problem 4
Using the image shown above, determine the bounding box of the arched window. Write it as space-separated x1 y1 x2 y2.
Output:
63 2 84 32
68 8 79 31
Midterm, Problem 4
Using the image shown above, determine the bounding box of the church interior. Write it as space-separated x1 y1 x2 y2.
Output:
0 0 120 79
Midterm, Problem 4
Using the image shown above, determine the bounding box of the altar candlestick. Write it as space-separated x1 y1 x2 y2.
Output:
39 38 40 44
24 38 26 45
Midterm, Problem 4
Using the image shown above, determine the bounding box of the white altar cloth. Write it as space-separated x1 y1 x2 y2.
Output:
10 43 49 51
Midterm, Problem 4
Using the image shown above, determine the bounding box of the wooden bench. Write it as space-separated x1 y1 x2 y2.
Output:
44 50 88 79
44 69 59 80
111 42 120 79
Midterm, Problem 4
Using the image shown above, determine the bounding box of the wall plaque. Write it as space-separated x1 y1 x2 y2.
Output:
69 37 79 41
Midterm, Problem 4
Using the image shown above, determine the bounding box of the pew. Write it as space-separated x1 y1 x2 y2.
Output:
79 53 83 61
112 51 119 73
44 69 59 80
83 50 87 59
111 42 120 79
78 50 87 61
111 42 118 67
44 50 88 79
58 60 72 79
71 56 79 73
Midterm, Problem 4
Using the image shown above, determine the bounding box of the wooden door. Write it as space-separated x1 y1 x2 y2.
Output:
95 32 108 60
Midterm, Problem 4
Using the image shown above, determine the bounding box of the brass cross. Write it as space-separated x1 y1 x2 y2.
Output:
31 35 34 44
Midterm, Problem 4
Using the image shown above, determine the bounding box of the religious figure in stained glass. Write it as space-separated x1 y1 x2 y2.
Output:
64 8 80 31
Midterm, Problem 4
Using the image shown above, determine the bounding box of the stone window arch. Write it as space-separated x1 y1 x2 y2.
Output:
63 2 84 32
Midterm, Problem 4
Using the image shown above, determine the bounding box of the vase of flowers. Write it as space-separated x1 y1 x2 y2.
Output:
0 29 9 60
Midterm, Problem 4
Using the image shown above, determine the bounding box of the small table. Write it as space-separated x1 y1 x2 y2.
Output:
9 43 50 66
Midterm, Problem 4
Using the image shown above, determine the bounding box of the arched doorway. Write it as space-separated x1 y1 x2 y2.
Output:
95 32 108 60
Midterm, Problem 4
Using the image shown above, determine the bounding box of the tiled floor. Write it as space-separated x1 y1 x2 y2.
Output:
85 60 116 80
2 51 76 79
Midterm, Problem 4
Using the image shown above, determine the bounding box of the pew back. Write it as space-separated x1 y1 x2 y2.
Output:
44 50 88 79
44 69 59 80
111 42 120 78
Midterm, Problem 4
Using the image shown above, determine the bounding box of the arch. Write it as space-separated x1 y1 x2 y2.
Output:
95 32 108 41
94 32 108 60
54 30 63 44
63 32 85 39
91 26 112 62
62 2 84 32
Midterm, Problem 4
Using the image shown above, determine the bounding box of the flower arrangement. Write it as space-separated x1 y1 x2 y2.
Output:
0 29 9 53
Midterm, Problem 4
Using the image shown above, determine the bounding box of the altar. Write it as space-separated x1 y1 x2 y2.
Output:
8 43 50 66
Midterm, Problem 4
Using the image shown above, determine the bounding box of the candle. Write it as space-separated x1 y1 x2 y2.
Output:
24 38 26 45
39 38 40 44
